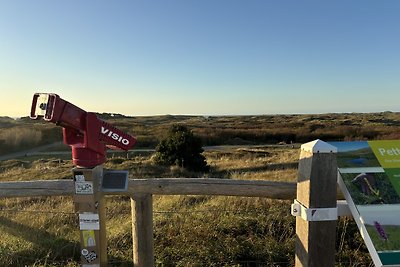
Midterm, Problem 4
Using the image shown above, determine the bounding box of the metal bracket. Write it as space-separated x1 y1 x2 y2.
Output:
291 199 338 221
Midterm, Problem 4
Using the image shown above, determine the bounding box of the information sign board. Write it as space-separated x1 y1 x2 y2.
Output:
332 141 400 267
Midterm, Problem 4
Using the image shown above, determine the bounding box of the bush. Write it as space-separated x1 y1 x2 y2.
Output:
153 125 209 172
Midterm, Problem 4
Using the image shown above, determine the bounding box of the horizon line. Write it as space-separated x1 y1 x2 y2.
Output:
2 110 399 120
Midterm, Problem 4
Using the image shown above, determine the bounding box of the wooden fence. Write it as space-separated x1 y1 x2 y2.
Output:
0 140 345 267
0 178 297 266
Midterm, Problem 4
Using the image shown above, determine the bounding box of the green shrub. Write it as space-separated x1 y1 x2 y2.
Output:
153 125 209 172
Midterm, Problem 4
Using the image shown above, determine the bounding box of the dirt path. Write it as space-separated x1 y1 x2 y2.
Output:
0 143 300 161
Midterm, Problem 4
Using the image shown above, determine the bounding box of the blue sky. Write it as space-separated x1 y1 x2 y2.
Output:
1 1 399 117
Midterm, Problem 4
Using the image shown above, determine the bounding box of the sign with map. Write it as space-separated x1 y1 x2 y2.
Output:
332 140 400 267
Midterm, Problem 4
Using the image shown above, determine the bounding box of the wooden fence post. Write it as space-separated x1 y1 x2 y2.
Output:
131 193 154 267
294 140 337 267
72 165 108 266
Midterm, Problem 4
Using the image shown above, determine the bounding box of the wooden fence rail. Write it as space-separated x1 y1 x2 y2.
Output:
0 178 297 199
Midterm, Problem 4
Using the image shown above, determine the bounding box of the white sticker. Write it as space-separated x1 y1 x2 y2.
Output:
75 181 94 194
75 174 85 182
79 213 100 230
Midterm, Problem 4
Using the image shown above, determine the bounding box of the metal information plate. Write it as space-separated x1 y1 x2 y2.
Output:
101 170 129 192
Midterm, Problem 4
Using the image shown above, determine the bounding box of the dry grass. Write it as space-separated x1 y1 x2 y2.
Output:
2 112 400 156
0 146 374 266
205 146 299 182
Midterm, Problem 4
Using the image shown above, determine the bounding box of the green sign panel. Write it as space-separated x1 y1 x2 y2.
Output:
332 140 400 267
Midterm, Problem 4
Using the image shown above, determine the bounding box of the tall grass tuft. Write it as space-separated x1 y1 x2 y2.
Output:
1 127 42 145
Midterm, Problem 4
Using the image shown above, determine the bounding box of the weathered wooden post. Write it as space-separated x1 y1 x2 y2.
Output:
131 193 154 267
73 165 108 266
292 140 337 267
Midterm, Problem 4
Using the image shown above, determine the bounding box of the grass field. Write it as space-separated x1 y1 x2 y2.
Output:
2 112 400 156
1 113 396 266
0 146 374 266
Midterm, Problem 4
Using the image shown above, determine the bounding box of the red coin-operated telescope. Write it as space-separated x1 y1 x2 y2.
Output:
30 93 136 167
30 93 137 266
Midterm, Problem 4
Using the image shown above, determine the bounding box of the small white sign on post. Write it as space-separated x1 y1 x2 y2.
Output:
79 213 100 230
